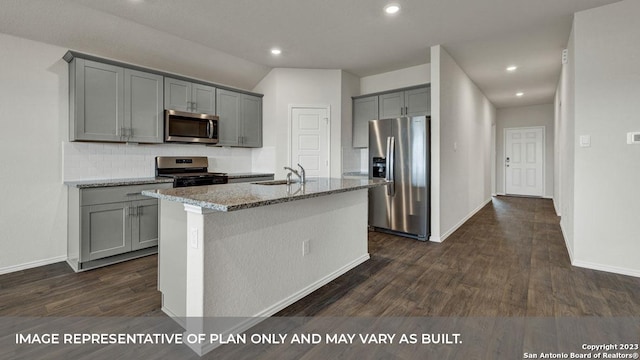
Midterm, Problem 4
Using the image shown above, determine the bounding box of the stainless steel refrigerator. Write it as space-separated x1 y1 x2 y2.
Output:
369 116 430 240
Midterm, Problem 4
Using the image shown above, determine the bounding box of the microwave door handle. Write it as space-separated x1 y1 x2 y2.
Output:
206 120 212 138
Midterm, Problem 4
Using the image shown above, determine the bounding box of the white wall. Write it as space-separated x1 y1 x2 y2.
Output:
496 104 555 198
555 27 576 258
0 32 255 273
340 71 362 173
360 64 430 95
431 45 495 242
0 33 69 272
252 68 343 179
568 0 640 276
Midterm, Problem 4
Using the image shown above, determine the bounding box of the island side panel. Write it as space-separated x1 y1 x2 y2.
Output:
158 199 188 321
200 189 369 318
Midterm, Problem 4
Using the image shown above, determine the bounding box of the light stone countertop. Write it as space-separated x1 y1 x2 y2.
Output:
65 177 174 188
142 177 389 212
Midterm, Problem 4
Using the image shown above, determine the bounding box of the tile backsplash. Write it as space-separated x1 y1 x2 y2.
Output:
63 142 253 181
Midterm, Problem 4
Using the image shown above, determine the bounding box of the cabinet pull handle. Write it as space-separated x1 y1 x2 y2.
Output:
126 192 141 196
137 206 142 216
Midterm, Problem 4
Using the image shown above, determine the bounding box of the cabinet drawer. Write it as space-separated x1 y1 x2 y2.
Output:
81 183 172 206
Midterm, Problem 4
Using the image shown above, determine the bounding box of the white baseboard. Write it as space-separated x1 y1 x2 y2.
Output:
438 197 492 243
195 253 371 356
497 192 506 196
559 219 574 263
0 255 67 275
543 196 553 199
161 307 186 329
572 260 640 278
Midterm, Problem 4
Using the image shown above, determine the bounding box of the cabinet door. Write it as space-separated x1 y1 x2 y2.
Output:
73 59 124 141
125 69 163 143
216 89 241 146
131 199 160 251
81 202 131 261
192 83 216 114
241 94 262 147
378 91 404 119
405 87 430 116
164 77 191 112
352 96 378 148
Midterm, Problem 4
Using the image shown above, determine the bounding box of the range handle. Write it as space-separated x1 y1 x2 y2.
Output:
385 136 395 196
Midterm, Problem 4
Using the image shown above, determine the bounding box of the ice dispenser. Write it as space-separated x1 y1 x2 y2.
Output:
372 157 386 178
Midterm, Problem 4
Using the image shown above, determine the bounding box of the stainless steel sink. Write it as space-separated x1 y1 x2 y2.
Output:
251 179 295 185
251 179 314 185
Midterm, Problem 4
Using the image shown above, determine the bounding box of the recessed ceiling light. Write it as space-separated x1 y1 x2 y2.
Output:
270 48 282 56
506 66 518 72
384 3 401 15
516 92 524 97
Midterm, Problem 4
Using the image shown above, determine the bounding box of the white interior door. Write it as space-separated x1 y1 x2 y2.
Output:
505 127 544 196
290 106 330 178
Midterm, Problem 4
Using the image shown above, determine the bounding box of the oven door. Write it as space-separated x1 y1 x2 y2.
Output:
165 110 219 144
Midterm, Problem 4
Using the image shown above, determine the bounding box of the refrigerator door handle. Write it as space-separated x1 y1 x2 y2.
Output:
386 136 395 196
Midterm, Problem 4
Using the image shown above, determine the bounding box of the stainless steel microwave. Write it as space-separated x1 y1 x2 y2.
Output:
164 110 219 144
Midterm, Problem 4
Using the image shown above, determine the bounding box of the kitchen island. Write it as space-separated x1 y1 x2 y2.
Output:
142 178 387 355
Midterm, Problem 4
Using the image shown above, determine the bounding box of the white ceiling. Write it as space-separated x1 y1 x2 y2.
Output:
0 0 621 108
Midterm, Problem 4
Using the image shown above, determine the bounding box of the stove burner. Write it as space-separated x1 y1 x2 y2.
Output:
155 156 228 188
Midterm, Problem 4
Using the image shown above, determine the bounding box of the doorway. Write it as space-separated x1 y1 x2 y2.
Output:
504 127 544 196
289 105 330 178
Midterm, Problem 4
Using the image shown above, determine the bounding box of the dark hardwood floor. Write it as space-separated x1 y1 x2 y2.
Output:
2 196 639 359
1 196 639 318
277 196 640 317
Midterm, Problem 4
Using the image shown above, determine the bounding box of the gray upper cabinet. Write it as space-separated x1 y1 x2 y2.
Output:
240 94 262 147
164 78 190 112
216 89 262 147
378 91 404 119
70 59 125 142
378 87 430 118
352 96 378 148
125 69 163 143
69 58 163 143
353 85 430 148
164 77 216 114
405 87 430 116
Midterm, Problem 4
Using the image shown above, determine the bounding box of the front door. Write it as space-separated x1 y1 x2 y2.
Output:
505 127 544 196
290 106 330 178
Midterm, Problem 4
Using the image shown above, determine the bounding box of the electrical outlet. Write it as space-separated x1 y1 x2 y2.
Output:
190 228 198 249
302 239 310 256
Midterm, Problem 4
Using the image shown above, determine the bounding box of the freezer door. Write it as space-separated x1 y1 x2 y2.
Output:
389 117 429 238
368 119 392 229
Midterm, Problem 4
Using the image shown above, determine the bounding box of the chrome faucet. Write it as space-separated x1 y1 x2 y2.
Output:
284 163 306 184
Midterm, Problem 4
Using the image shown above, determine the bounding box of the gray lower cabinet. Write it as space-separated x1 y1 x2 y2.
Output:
216 89 262 147
69 58 163 143
352 96 378 148
164 77 216 114
68 183 172 271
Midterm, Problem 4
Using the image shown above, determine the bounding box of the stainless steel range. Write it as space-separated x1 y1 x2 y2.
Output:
155 156 228 187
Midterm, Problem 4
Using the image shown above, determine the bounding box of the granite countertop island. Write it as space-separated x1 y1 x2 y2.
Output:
148 177 387 356
142 177 387 212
